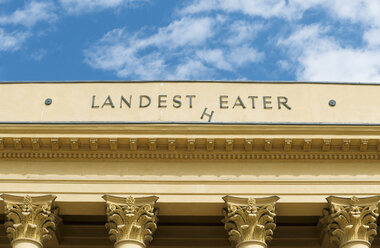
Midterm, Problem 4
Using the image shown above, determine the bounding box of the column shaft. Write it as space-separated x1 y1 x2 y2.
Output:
237 241 267 248
12 240 42 248
341 241 370 248
115 240 145 248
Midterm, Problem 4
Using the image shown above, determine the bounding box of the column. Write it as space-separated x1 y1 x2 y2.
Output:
103 195 159 248
0 194 60 248
223 196 280 248
321 196 380 248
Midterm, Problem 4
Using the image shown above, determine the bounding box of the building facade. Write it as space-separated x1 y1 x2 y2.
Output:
0 81 380 248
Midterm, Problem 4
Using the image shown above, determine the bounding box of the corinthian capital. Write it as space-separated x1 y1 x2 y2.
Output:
0 194 59 248
223 195 280 248
325 196 380 248
103 195 159 248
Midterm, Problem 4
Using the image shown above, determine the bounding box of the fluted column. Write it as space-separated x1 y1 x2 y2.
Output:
103 195 159 248
0 194 59 248
320 196 380 248
222 196 280 248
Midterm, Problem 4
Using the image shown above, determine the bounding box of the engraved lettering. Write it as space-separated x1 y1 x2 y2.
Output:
158 95 167 108
91 95 99 109
186 95 196 108
201 108 214 122
263 96 272 109
102 96 115 108
140 95 151 108
248 96 258 109
120 95 132 108
233 96 246 109
277 96 291 110
220 95 228 109
173 95 182 108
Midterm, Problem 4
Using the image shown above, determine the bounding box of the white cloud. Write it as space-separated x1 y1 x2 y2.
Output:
0 28 29 51
148 17 217 48
83 0 380 81
364 28 380 48
84 13 264 80
278 24 380 82
180 0 290 19
225 21 264 46
0 1 57 28
60 0 140 14
229 46 263 67
84 17 224 79
171 60 212 80
196 49 232 71
181 0 380 27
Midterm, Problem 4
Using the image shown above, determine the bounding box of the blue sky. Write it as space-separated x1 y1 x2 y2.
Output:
0 0 380 82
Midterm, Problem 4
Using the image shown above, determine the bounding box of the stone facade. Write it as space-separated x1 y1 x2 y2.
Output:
0 82 380 248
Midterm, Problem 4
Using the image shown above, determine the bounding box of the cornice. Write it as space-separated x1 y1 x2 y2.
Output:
0 136 379 160
1 124 380 160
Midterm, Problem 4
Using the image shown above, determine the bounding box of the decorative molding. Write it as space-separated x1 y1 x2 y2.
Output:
342 139 351 151
225 139 233 152
323 139 331 151
70 138 79 150
187 138 195 151
89 138 98 151
31 138 40 150
0 151 379 161
321 196 380 247
13 138 22 150
148 139 157 151
0 194 60 247
130 138 137 151
264 139 272 152
360 139 369 152
51 138 59 150
103 195 159 247
244 139 253 152
206 139 214 151
1 137 380 160
284 139 292 152
110 138 118 150
303 139 312 152
168 139 176 151
223 195 279 247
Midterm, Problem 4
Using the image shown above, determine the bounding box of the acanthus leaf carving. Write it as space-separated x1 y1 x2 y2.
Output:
223 196 279 247
0 194 59 247
103 195 159 247
324 196 380 247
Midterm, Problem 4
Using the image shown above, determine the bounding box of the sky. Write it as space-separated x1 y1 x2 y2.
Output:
0 0 380 82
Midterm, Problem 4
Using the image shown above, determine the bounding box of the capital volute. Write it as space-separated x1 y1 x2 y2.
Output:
103 195 159 248
324 196 380 248
0 194 60 247
223 195 280 248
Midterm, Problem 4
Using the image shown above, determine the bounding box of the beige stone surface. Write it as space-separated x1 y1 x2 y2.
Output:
0 82 379 124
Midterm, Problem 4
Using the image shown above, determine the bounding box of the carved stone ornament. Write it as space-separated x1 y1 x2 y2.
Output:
325 196 380 248
0 194 59 247
103 195 159 248
223 195 280 248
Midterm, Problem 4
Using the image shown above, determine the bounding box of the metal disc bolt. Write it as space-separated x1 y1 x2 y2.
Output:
45 98 52 105
328 99 336 107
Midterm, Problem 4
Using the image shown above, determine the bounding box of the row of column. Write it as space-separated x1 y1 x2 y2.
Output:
1 194 380 248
